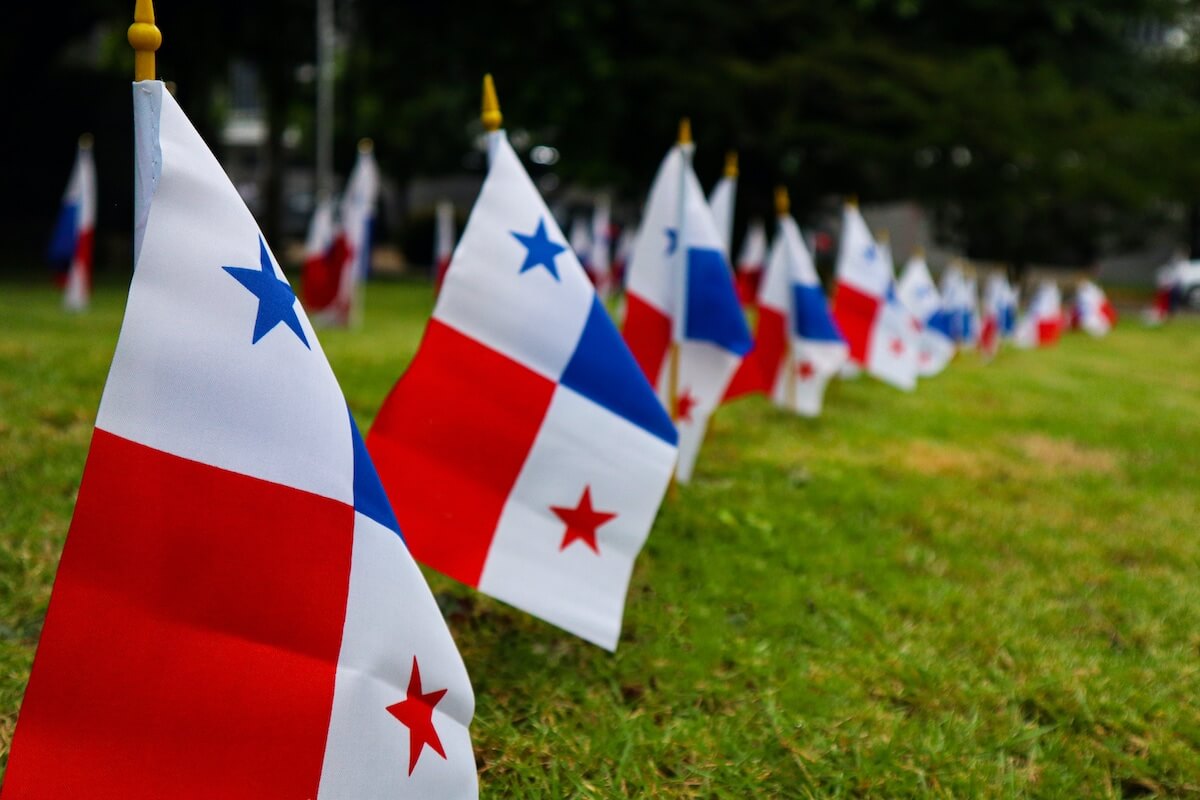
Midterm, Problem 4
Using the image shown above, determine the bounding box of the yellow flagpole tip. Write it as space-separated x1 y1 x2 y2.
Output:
845 194 859 209
78 133 94 150
724 151 738 178
128 0 162 82
481 74 503 132
357 137 374 154
677 118 692 146
774 186 789 217
877 229 890 244
912 245 925 258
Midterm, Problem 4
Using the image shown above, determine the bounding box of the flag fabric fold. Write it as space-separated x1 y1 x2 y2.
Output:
5 80 477 799
367 130 677 651
623 140 752 482
48 139 96 311
831 205 918 391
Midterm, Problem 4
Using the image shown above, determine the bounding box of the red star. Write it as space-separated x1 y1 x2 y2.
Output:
550 486 617 554
675 388 698 423
890 338 904 355
387 657 448 776
796 360 815 380
910 317 923 333
919 351 931 364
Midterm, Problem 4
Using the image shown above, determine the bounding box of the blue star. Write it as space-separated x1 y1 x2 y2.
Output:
664 228 678 255
223 237 310 349
511 218 566 280
863 244 877 261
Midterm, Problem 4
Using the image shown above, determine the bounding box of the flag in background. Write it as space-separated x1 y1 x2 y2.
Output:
962 273 982 349
734 220 767 305
48 135 96 312
1074 279 1117 337
980 272 1008 359
570 215 593 276
623 126 753 482
434 199 456 295
306 142 380 327
300 196 342 312
740 190 848 416
612 226 635 289
897 252 954 377
368 119 677 651
832 204 918 391
589 195 614 297
708 151 738 257
1015 281 1063 348
5 79 477 800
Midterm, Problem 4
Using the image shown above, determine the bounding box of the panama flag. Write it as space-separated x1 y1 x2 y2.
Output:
832 204 918 391
570 215 593 273
752 202 848 415
897 252 954 377
612 226 635 288
622 131 753 482
300 196 343 311
937 263 969 344
434 199 455 295
708 156 737 256
589 195 614 297
979 272 1009 358
1015 281 1064 348
48 136 96 311
368 125 677 650
4 81 477 799
1074 279 1117 337
961 274 982 348
734 220 767 305
311 143 381 327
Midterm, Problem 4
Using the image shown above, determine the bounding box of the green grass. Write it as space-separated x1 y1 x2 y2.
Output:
2 278 1199 797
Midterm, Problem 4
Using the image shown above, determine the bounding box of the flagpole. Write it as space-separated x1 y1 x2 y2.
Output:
668 118 692 422
776 186 798 411
128 0 161 81
481 73 503 171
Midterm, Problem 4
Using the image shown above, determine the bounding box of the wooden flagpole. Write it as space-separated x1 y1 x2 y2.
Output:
776 186 798 411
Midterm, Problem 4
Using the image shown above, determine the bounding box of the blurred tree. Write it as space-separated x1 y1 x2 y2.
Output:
3 0 1199 272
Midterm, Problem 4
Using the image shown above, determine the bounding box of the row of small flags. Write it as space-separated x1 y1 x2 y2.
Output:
22 62 1119 795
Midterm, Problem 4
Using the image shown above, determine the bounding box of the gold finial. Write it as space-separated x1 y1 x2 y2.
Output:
128 0 162 82
357 137 374 154
846 194 858 209
677 118 692 146
481 74 503 132
877 228 890 244
912 244 925 258
724 151 739 178
774 186 790 217
78 133 94 150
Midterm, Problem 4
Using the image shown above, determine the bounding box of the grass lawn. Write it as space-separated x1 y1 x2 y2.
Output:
1 277 1198 797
